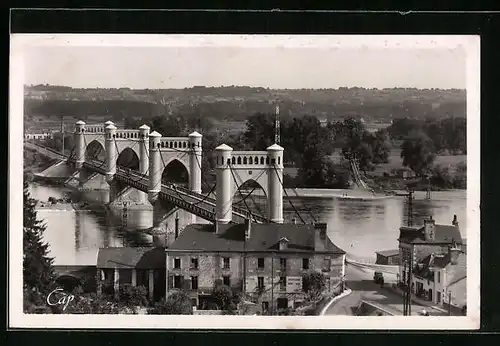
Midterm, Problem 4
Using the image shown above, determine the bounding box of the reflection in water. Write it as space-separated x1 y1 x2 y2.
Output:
29 183 467 266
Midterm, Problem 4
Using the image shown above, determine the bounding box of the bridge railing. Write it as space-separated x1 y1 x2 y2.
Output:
27 141 268 223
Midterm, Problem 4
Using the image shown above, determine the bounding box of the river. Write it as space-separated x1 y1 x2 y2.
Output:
29 183 467 266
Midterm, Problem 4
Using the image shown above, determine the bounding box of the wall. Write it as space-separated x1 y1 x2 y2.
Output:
446 277 466 309
434 268 445 305
165 251 344 309
412 275 434 301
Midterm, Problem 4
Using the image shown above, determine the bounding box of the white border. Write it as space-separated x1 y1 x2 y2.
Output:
9 34 480 330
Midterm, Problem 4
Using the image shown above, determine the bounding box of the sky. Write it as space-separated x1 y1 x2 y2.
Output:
24 45 466 89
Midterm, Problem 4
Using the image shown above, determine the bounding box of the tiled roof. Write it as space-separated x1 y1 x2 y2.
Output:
96 247 166 269
399 224 462 244
167 223 345 254
376 249 400 257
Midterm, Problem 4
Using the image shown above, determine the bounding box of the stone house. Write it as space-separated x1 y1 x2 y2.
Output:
96 247 166 301
398 215 463 284
412 246 466 313
165 220 346 312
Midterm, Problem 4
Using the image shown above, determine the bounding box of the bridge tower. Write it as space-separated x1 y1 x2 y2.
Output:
147 131 162 204
138 124 150 204
214 143 284 226
74 120 86 169
104 123 118 179
188 131 203 194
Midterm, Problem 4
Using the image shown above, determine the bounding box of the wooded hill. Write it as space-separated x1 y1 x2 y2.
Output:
24 85 466 123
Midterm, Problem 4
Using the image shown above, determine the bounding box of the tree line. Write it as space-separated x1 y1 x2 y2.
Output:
387 117 466 155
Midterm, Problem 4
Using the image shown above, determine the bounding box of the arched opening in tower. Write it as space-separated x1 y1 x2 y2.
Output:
162 159 189 188
116 148 140 171
85 140 106 162
233 179 267 218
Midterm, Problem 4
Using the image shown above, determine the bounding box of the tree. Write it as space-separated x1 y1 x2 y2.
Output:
119 284 149 308
213 284 240 314
149 290 193 315
302 272 327 301
400 131 436 176
23 179 55 297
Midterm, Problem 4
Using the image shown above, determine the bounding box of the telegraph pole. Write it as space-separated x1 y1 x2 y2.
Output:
60 115 65 155
274 103 280 145
407 189 414 227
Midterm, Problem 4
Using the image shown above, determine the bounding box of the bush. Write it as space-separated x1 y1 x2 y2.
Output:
119 284 149 307
302 272 327 301
149 290 193 315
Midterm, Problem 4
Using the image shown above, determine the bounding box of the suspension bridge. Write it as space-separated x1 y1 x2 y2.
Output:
25 120 319 227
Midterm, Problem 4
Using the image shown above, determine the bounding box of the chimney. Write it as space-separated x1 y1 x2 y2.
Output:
314 223 328 251
449 245 461 265
175 212 180 239
452 215 459 227
279 237 289 251
245 217 252 240
423 216 436 241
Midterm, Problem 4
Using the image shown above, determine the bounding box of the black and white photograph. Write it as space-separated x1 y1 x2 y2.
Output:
9 34 480 329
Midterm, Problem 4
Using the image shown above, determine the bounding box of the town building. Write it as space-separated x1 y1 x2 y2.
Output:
375 249 400 265
24 132 53 140
96 247 166 301
412 245 466 314
165 219 346 312
398 215 463 285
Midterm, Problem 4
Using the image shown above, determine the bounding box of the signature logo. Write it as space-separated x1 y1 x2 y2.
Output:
46 288 75 311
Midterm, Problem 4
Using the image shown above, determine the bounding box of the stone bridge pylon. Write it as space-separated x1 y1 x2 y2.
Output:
73 120 202 209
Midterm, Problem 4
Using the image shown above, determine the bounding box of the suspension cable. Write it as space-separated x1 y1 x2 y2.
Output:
157 147 217 206
229 163 267 218
289 183 318 223
232 169 267 206
271 163 306 224
228 163 255 220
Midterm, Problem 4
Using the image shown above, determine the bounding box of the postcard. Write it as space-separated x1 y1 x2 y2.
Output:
10 34 480 329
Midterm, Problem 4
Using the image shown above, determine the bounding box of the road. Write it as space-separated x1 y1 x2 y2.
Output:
325 263 447 316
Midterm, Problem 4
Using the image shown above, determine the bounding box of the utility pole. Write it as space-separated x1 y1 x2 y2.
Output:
408 245 413 316
448 291 452 316
274 103 280 145
425 175 431 200
60 115 65 155
407 189 414 227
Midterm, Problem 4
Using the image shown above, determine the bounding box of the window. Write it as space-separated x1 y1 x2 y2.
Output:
257 258 265 269
437 291 441 303
174 258 181 269
257 277 265 289
174 275 182 289
437 271 441 283
279 277 286 291
280 258 287 271
302 277 307 292
323 258 331 272
271 158 276 164
223 275 230 286
191 257 199 269
223 257 230 269
302 258 310 270
191 276 198 290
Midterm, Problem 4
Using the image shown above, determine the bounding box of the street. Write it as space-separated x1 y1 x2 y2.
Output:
325 263 447 316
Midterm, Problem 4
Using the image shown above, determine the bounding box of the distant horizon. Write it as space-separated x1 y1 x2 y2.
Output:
24 83 466 91
24 45 466 90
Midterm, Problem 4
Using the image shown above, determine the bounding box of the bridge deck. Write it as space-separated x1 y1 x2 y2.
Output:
25 141 268 224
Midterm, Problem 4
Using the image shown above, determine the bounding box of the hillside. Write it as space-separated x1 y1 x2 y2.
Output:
24 85 466 129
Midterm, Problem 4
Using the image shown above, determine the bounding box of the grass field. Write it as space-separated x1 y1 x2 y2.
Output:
328 148 466 177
